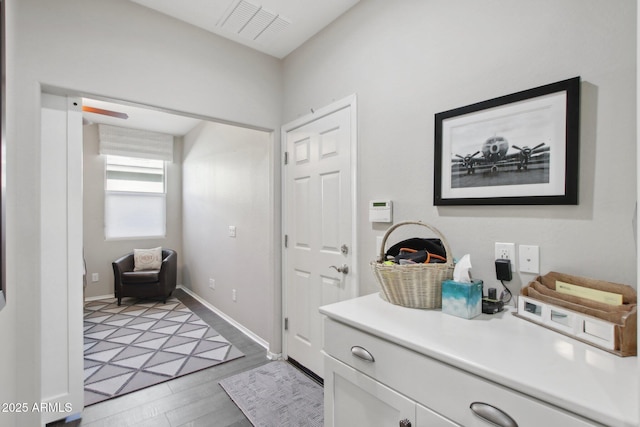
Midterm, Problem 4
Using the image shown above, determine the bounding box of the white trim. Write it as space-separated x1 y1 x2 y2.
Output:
178 285 270 351
267 351 283 361
66 96 85 420
84 293 116 302
280 94 359 360
40 94 84 424
265 128 281 357
282 94 357 133
349 96 359 299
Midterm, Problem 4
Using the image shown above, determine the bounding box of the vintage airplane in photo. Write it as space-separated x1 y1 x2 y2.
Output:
453 136 549 174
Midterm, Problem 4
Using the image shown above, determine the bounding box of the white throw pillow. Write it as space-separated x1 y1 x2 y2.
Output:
133 247 162 271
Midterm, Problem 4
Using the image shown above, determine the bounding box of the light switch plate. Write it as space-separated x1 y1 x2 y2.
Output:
519 245 539 274
228 226 236 237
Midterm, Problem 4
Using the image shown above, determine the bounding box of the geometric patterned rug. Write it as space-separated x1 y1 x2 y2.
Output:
83 296 244 406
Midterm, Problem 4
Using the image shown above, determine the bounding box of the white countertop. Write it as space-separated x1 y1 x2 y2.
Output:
320 293 639 427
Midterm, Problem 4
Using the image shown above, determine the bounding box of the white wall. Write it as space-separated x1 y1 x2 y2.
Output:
2 0 281 423
1 0 636 423
182 121 273 345
283 0 638 296
82 124 184 299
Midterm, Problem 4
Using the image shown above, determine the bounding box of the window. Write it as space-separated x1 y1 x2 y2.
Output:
104 155 166 239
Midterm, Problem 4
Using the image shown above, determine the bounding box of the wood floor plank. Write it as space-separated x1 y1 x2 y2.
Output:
78 383 175 424
48 288 271 427
175 403 249 427
164 389 238 426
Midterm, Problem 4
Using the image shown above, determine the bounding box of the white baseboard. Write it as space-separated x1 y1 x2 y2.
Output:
84 293 115 302
177 285 270 352
267 351 282 361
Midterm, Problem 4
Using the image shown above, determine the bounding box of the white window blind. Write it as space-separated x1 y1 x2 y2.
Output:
106 156 165 193
98 124 174 162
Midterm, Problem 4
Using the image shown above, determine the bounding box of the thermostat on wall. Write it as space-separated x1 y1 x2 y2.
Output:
369 200 393 223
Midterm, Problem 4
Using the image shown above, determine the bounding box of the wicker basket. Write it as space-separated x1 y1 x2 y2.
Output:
371 221 454 309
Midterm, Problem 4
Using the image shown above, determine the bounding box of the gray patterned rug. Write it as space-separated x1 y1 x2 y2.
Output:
84 296 244 406
219 361 323 427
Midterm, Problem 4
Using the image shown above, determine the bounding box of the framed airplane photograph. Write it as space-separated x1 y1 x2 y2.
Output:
433 77 580 206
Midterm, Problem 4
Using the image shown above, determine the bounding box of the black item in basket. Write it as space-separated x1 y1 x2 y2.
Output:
371 220 454 309
386 238 447 264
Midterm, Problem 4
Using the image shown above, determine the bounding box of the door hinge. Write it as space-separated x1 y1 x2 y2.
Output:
284 317 289 331
284 234 288 248
284 151 289 165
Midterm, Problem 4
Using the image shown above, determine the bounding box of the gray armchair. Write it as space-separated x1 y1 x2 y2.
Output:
112 248 177 306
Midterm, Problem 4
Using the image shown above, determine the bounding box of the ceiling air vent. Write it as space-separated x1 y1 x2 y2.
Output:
219 0 290 43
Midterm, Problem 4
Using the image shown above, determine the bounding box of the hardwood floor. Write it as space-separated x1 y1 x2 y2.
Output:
48 288 271 427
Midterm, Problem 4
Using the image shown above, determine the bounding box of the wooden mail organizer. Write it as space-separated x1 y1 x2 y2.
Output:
516 271 637 356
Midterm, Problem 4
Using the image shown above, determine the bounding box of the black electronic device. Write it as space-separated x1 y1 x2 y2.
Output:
495 258 512 281
482 286 504 314
482 298 504 314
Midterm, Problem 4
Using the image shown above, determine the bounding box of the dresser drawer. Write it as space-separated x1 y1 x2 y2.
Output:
324 318 598 427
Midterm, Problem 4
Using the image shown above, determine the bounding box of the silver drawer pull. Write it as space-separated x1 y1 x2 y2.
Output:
351 345 375 362
470 402 518 427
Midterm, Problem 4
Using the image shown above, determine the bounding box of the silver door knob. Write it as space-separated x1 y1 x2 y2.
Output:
329 264 349 274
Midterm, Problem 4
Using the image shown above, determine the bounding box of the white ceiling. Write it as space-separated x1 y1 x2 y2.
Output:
129 0 360 59
84 1 359 135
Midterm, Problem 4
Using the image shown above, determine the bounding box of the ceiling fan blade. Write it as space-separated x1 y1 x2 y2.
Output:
82 105 129 120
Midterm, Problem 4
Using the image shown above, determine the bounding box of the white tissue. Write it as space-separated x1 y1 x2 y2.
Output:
453 254 472 283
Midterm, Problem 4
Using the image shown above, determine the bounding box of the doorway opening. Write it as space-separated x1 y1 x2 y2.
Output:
81 95 277 402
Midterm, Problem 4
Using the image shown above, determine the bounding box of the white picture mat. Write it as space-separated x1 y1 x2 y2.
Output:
440 91 567 200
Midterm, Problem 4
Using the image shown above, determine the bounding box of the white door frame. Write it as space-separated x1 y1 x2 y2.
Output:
281 94 358 360
40 93 84 424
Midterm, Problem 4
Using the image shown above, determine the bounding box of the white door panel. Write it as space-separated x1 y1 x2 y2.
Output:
283 97 356 378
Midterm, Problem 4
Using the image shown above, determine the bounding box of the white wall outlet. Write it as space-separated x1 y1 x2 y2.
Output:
209 278 215 290
494 242 516 271
519 245 540 274
228 225 237 237
91 273 99 282
232 289 237 302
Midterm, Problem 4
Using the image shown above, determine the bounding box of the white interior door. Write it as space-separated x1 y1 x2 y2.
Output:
283 96 357 378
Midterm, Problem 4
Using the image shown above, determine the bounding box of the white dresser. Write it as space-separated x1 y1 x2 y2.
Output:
320 293 638 427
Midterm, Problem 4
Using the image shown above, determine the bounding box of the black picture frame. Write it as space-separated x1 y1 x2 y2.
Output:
434 77 580 206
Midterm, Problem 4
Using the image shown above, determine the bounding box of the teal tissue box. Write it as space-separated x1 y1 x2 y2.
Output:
442 279 483 319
